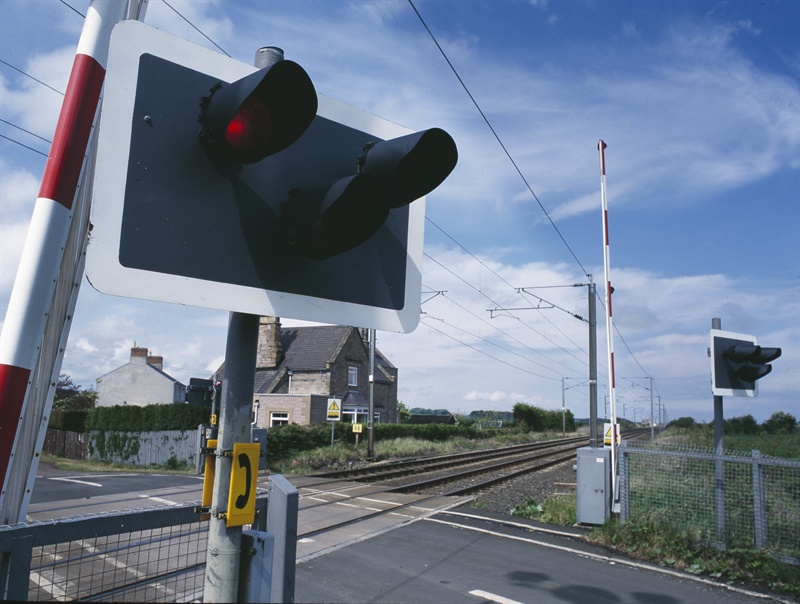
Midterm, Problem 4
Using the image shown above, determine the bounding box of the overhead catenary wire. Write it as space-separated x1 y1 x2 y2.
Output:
428 288 584 376
408 0 589 278
420 319 562 381
1 0 655 398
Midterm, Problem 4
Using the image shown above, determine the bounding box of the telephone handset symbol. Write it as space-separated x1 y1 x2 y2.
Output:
235 452 251 509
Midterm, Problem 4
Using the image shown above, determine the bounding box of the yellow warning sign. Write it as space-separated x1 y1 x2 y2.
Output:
327 397 341 421
226 442 260 527
603 422 620 447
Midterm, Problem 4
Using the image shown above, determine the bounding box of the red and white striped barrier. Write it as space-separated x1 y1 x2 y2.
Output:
0 0 126 505
598 139 619 502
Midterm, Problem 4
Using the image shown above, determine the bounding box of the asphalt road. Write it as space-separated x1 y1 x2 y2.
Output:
295 509 780 604
27 462 205 521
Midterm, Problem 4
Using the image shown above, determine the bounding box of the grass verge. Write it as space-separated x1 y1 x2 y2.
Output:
589 516 800 596
511 494 577 525
40 452 195 475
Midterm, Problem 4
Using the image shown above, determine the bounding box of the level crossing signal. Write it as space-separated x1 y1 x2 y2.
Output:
710 329 781 397
87 21 457 332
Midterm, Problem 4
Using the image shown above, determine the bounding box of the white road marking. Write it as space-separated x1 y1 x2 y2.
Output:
48 477 102 487
469 589 524 604
139 494 180 506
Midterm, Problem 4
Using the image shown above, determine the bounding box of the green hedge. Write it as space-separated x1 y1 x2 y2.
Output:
266 422 501 461
86 404 208 432
49 409 88 432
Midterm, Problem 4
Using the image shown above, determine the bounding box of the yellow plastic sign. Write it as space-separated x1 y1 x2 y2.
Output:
226 442 260 527
603 422 620 447
352 423 363 433
200 439 217 520
327 398 341 421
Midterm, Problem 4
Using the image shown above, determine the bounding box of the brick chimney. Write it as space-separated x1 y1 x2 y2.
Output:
147 355 164 370
257 316 283 369
130 346 148 364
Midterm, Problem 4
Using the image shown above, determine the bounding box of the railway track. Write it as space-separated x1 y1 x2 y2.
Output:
297 430 650 541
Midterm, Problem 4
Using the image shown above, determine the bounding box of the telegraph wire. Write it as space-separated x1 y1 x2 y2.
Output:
438 290 582 375
408 0 589 278
0 119 52 145
161 0 231 57
58 0 84 19
0 134 47 157
420 318 562 381
424 251 588 368
409 1 655 383
0 59 64 96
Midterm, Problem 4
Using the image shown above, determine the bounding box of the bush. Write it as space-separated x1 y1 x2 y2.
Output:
86 404 208 432
763 412 797 435
265 422 503 462
513 403 574 432
668 417 697 429
725 414 759 435
49 409 88 432
267 424 331 460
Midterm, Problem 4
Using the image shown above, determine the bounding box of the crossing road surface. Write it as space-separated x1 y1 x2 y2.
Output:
295 507 783 604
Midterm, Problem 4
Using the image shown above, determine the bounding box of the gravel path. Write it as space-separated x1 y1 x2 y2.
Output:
467 458 577 514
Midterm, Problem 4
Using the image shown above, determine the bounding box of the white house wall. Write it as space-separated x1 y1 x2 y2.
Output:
96 362 183 407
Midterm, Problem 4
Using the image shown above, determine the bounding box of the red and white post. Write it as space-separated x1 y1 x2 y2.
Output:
598 139 619 508
0 0 128 519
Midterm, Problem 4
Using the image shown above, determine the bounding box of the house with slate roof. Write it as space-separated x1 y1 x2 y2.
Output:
214 317 398 427
96 346 185 406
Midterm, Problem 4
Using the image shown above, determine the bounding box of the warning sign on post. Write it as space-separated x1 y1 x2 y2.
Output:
603 422 620 447
327 398 341 421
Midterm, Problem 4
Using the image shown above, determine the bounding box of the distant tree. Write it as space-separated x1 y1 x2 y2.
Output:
409 407 451 415
396 401 411 423
669 417 697 429
725 414 759 435
53 374 97 411
762 411 797 435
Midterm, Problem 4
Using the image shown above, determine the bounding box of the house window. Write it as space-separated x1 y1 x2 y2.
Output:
342 407 368 424
373 412 381 424
270 412 289 427
347 366 358 387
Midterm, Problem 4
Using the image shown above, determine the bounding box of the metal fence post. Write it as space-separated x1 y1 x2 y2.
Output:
267 474 298 604
619 445 629 521
0 534 33 601
752 450 766 549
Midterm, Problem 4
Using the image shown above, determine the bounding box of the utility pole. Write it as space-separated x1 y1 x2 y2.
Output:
368 328 375 458
588 279 598 447
203 313 259 602
204 45 290 602
711 316 725 546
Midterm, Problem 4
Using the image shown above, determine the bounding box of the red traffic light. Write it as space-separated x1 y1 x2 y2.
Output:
199 60 317 164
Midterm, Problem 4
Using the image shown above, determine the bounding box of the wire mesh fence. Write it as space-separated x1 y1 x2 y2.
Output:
0 494 266 602
0 503 210 602
619 441 800 563
29 521 206 602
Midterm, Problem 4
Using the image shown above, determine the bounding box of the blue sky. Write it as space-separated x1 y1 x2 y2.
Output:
1 0 798 424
